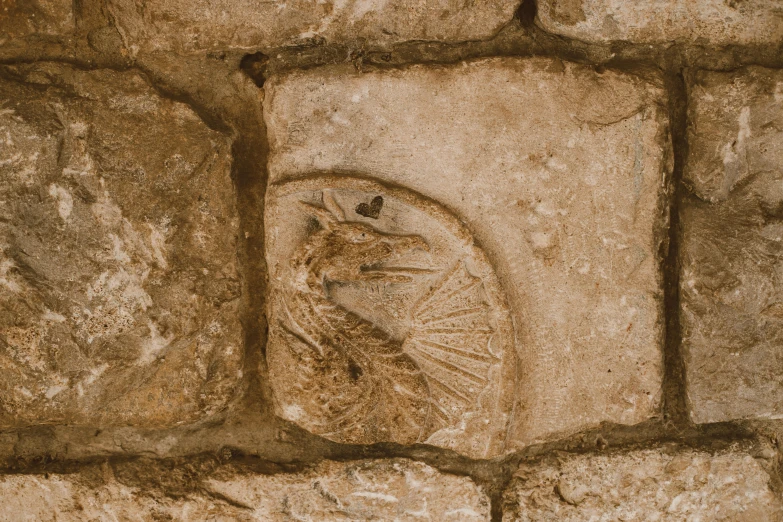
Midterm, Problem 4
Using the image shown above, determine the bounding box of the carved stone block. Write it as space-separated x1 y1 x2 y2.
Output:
0 63 242 427
263 57 670 456
0 459 490 521
536 0 783 45
681 67 783 423
503 444 783 521
106 0 520 55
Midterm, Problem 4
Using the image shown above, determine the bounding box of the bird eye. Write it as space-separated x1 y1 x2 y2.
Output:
351 231 371 243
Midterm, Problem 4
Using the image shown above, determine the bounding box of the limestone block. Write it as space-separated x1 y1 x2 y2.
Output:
681 67 783 423
0 459 489 521
263 57 670 456
503 445 783 521
536 0 783 45
207 459 490 520
0 63 243 427
0 0 73 43
107 0 521 55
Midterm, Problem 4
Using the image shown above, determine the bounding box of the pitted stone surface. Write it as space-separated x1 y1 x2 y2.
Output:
0 63 243 427
107 0 521 55
682 67 783 423
536 0 783 45
0 0 73 42
0 459 489 521
502 445 783 521
685 67 783 203
263 57 670 454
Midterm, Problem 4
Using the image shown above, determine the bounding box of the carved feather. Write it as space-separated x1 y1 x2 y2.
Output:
277 290 430 444
403 262 497 428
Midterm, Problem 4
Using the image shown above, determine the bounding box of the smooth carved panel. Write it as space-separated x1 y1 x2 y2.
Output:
266 177 515 457
263 57 669 453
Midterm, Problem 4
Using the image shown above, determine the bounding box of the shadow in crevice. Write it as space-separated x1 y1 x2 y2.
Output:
240 52 269 88
515 0 538 30
659 62 692 428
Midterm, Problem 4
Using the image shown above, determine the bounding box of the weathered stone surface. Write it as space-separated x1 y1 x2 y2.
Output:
681 67 783 423
208 459 491 520
0 458 489 521
537 0 783 45
0 0 73 43
503 444 783 521
263 57 670 454
107 0 521 55
0 63 243 427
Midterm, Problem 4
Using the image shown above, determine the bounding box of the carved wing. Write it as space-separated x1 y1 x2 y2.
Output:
403 262 498 430
272 291 431 444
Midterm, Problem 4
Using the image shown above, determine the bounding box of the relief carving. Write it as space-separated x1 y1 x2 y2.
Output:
266 176 516 457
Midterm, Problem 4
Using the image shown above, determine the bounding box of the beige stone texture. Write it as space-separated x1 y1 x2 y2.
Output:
682 67 783 423
263 57 670 455
106 0 521 55
0 0 73 43
503 444 783 521
536 0 783 45
0 459 489 521
0 63 243 427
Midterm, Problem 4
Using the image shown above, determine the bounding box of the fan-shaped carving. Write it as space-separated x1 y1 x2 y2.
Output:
403 262 498 429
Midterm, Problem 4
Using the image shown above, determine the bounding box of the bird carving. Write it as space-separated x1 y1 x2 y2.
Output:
269 190 497 445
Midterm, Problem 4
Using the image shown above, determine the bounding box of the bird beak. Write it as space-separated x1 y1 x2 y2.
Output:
360 234 436 282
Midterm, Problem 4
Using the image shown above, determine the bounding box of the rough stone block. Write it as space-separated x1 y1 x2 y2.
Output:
536 0 783 45
0 458 489 520
263 57 670 456
0 0 73 43
0 63 243 427
681 67 783 423
503 444 783 521
107 0 520 55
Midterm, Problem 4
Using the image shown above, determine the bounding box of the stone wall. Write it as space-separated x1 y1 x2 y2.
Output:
1 0 783 519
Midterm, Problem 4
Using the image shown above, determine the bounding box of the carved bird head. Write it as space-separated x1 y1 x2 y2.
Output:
298 191 430 285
